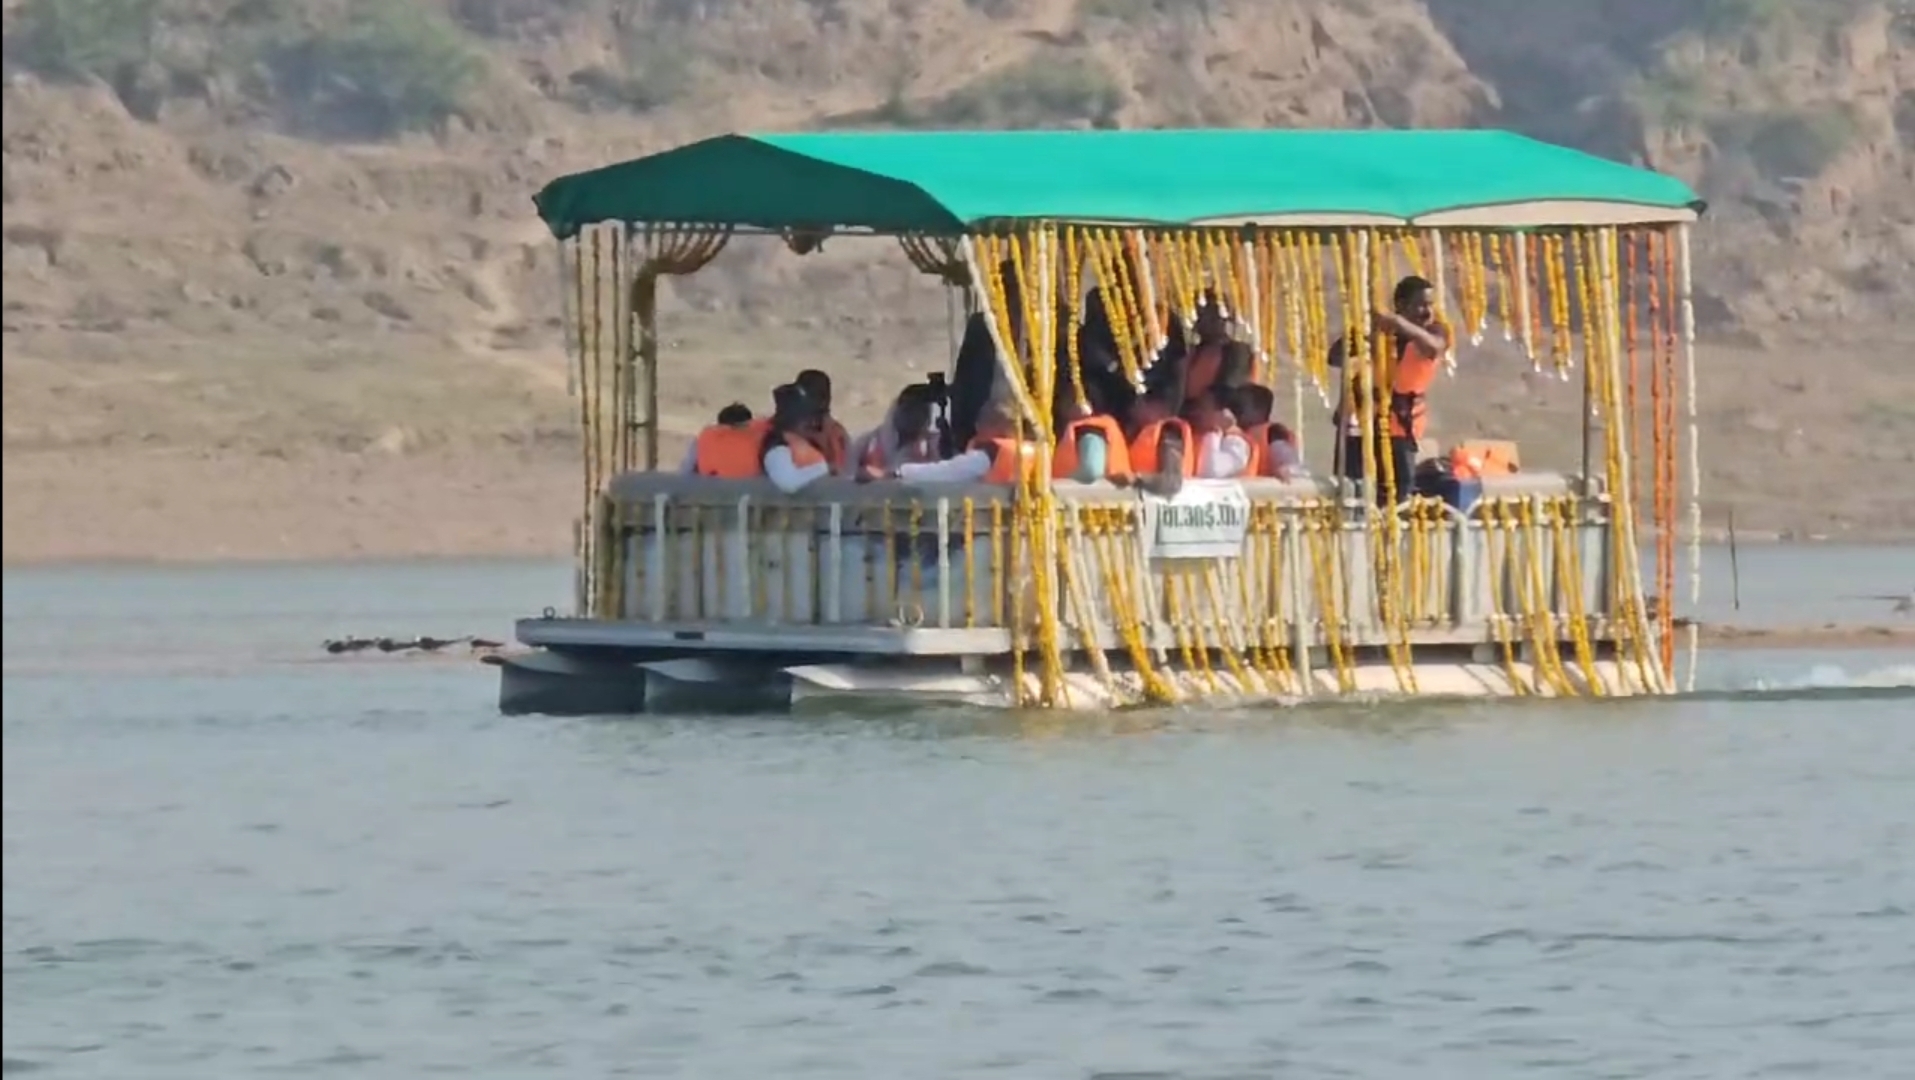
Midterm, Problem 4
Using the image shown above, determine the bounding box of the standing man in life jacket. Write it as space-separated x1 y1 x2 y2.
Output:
1328 274 1450 504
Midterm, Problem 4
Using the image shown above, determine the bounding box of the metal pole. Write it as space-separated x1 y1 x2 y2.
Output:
635 269 660 472
1677 223 1701 692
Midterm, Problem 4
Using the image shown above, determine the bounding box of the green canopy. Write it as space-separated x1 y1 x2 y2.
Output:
533 129 1704 239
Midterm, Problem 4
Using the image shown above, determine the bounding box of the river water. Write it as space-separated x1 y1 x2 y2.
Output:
4 552 1913 1078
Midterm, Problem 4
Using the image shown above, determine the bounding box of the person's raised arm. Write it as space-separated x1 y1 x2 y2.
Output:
1376 311 1449 357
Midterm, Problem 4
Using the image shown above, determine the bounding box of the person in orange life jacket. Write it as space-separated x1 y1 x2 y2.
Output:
1232 383 1273 476
852 387 942 482
1125 393 1193 497
1184 384 1256 479
1327 274 1451 504
678 402 763 477
758 383 833 494
1051 381 1132 483
1230 384 1307 480
888 404 1028 484
793 368 851 474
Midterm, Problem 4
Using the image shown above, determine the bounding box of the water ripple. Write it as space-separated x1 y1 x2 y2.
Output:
6 562 1915 1077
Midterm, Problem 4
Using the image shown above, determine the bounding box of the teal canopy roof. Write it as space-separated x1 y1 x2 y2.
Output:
533 129 1705 239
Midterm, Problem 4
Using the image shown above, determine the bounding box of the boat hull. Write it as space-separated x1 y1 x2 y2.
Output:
494 646 1658 716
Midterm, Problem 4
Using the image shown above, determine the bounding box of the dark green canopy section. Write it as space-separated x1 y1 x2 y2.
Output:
533 129 1705 239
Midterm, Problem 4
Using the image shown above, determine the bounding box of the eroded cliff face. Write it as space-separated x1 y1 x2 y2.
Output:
2 0 1909 448
1432 0 1913 330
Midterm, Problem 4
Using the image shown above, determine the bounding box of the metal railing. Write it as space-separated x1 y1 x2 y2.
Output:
593 473 1617 652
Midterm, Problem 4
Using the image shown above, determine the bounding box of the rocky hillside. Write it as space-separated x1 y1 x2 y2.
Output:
2 0 1911 459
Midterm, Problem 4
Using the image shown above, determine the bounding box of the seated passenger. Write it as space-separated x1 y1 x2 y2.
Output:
1233 383 1307 479
889 404 1032 485
852 387 942 481
1264 421 1307 481
795 368 851 474
1127 393 1194 497
1051 387 1132 484
680 402 764 478
760 383 833 494
1186 385 1255 479
1233 384 1274 472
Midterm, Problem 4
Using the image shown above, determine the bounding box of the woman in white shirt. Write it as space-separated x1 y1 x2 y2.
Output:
852 386 943 480
891 406 1019 484
759 383 834 494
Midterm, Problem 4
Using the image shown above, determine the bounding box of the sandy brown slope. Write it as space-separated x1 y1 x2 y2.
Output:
3 0 1912 562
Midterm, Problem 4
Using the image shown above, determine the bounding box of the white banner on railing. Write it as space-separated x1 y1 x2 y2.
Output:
1141 479 1252 561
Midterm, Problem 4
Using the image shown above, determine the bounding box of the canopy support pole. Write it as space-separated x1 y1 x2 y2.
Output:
1677 223 1701 693
1428 229 1454 376
1579 313 1594 497
633 271 660 471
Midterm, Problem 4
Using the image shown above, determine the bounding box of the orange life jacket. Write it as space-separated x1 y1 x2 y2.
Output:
781 432 827 470
1241 422 1272 478
693 424 764 479
1333 322 1446 440
1051 415 1133 481
1450 439 1519 480
971 436 1036 484
1129 418 1196 478
818 417 850 473
1387 323 1445 440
